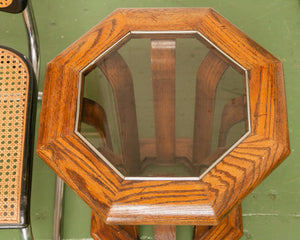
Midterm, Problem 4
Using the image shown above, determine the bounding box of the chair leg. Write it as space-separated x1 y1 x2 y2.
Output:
20 225 34 240
53 175 65 240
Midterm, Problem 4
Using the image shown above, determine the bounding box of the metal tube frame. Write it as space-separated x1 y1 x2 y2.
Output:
20 1 39 239
20 225 34 240
23 2 64 240
23 2 65 240
23 0 43 100
53 176 64 240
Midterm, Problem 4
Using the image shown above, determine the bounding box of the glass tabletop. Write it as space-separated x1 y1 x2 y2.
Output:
77 32 249 179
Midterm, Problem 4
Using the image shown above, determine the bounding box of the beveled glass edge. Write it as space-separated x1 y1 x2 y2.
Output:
74 30 251 181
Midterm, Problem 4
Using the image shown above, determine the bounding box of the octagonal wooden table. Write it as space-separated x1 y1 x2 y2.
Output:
37 8 290 240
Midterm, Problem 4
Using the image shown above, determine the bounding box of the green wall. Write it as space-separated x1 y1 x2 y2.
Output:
0 0 299 239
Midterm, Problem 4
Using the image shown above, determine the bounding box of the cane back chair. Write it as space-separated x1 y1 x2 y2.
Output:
0 0 38 239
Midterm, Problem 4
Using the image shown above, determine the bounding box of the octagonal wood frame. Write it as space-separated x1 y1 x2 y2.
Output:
37 8 290 239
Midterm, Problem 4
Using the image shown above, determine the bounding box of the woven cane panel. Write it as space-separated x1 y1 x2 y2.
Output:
0 0 13 8
0 48 29 224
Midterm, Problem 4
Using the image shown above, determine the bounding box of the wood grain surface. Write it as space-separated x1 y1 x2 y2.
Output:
154 225 176 240
218 96 247 147
91 210 137 240
193 51 228 166
151 39 176 164
196 204 243 240
98 51 141 176
81 98 113 149
37 8 290 239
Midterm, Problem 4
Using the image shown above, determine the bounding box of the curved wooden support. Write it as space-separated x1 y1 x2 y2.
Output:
218 96 247 148
154 225 176 240
151 39 176 164
193 51 228 165
98 51 141 175
200 96 247 168
81 98 113 149
80 97 123 166
150 40 177 237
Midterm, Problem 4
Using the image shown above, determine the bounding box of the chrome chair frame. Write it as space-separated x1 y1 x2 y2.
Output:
23 0 39 81
21 2 39 240
53 176 64 240
24 2 64 240
0 0 39 239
